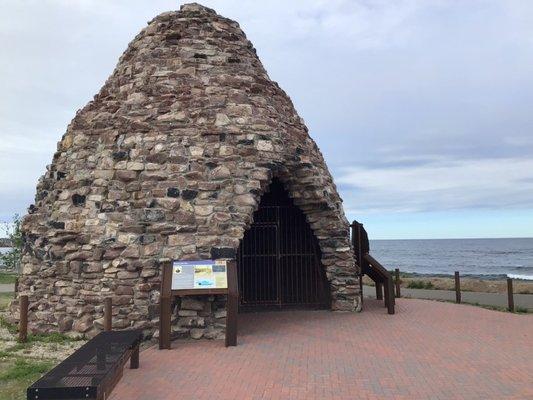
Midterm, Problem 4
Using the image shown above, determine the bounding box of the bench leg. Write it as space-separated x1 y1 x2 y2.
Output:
130 344 139 369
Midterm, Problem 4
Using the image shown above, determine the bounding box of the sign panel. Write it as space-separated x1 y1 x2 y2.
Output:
171 260 228 290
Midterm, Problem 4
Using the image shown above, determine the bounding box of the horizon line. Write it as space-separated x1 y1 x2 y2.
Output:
371 236 533 241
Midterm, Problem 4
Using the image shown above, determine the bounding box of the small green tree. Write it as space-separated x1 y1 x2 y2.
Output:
1 214 22 272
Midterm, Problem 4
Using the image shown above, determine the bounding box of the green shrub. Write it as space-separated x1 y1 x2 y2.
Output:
1 214 22 272
0 272 17 284
407 280 434 289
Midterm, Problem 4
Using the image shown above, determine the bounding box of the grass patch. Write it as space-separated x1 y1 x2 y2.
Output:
0 272 17 284
0 314 18 335
0 358 55 400
407 280 434 290
0 292 13 311
27 332 81 344
515 306 530 314
463 301 507 312
0 312 82 345
0 358 53 381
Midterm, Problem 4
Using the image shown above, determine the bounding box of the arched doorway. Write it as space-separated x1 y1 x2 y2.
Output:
237 178 330 311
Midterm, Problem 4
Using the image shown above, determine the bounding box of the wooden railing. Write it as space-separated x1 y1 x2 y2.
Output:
364 254 395 314
351 220 395 314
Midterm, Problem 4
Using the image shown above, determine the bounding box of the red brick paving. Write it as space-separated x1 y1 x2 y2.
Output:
111 299 533 400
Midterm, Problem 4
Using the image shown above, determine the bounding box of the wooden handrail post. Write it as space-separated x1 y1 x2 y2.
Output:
375 282 383 300
104 297 112 331
395 268 401 298
507 278 514 312
19 295 28 343
159 261 173 350
225 260 238 347
383 280 390 308
454 271 461 304
386 278 395 314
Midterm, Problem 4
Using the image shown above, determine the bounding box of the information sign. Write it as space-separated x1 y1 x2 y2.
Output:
171 260 228 290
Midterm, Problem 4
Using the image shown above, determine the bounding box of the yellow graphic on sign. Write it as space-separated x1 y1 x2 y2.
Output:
194 265 215 288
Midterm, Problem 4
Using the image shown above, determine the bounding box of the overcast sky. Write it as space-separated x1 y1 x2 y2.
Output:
1 0 533 239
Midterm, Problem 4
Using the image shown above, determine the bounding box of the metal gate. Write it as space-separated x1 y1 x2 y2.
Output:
237 180 330 310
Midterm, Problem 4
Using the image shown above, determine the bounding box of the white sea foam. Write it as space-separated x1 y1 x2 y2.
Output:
507 274 533 281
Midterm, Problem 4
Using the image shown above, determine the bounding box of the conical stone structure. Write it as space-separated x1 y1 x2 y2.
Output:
14 3 360 339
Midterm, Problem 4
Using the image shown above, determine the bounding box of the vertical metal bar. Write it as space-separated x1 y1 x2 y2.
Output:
507 278 514 312
454 271 461 304
19 295 28 343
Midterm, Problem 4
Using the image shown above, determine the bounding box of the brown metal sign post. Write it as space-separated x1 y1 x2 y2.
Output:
159 259 238 350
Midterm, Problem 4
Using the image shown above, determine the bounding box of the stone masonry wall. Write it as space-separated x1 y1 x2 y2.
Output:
10 3 361 340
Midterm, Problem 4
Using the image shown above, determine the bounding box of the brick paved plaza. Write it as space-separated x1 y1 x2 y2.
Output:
112 299 532 400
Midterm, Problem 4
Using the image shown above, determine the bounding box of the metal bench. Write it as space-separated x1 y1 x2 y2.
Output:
27 330 142 400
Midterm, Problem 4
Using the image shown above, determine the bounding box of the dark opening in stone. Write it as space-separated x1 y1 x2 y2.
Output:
181 189 198 200
167 188 180 198
211 247 236 259
49 221 65 230
71 194 86 206
112 150 129 161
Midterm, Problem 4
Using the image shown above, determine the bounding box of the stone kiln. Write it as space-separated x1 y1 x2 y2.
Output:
13 3 360 339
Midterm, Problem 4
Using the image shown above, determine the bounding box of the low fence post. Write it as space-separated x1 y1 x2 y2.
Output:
395 268 401 298
104 297 112 331
19 295 28 343
507 278 514 312
454 271 461 304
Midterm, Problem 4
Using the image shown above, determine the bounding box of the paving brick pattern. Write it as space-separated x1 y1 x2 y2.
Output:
111 299 533 400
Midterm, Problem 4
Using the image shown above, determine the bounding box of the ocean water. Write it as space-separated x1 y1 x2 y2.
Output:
3 240 533 280
370 238 533 280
